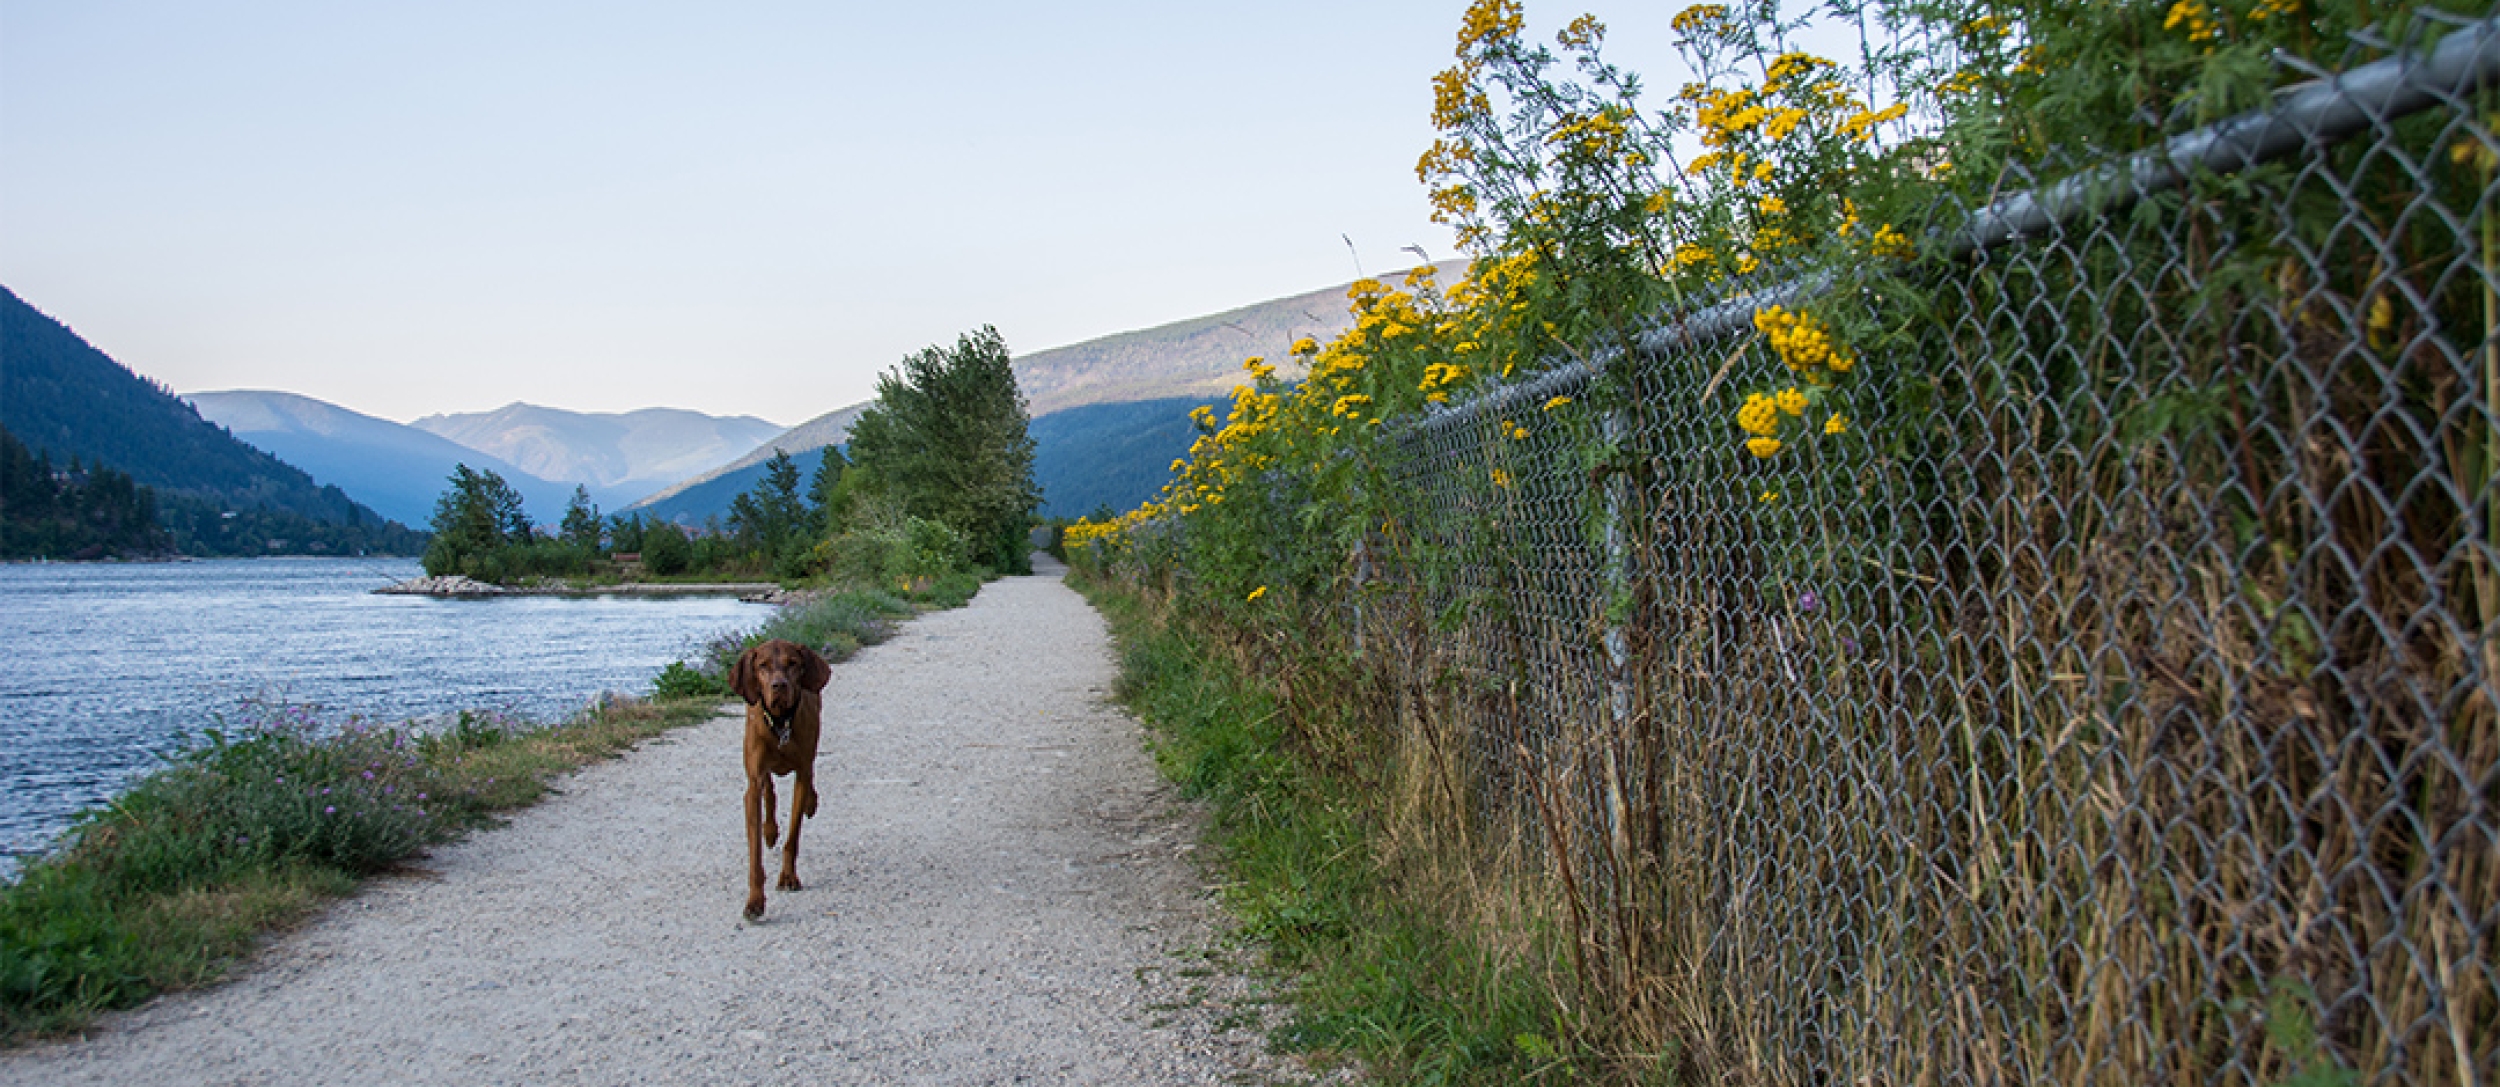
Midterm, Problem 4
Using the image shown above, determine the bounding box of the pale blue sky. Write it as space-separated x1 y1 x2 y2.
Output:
2 2 1749 425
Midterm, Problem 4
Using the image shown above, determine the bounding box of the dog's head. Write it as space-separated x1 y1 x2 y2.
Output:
730 639 831 717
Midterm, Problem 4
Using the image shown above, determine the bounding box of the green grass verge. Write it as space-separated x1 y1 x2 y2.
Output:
1073 571 1601 1086
0 695 723 1042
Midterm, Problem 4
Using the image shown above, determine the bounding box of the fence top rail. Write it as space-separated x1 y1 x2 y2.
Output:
1949 10 2500 256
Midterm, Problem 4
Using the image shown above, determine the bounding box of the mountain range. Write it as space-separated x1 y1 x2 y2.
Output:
623 263 1449 520
184 391 596 529
410 404 783 495
10 263 1432 544
0 285 422 556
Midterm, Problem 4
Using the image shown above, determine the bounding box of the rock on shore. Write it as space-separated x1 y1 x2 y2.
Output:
373 575 508 596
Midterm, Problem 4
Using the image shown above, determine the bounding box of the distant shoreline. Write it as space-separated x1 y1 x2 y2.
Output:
373 574 780 600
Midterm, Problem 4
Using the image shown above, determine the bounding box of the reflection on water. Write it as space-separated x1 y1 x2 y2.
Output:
0 558 758 868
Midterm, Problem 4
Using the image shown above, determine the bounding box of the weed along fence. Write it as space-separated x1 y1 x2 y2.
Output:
1380 21 2499 1086
1105 17 2500 1086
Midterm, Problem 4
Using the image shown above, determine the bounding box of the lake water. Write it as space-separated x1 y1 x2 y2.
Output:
0 558 762 869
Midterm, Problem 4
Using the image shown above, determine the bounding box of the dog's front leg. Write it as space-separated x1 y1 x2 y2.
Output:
778 767 813 892
760 774 780 848
743 777 769 920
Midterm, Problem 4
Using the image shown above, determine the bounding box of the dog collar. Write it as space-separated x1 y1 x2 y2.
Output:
765 708 795 747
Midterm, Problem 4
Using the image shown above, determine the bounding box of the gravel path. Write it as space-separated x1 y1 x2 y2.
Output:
3 559 1327 1085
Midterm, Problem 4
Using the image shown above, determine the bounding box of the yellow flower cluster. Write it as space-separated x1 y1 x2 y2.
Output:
1734 311 1860 460
1764 52 1831 87
1737 392 1783 436
1670 3 1730 39
1064 505 1162 551
1547 109 1630 155
2164 0 2221 44
1753 304 1856 377
1836 103 1908 143
1557 13 1604 50
1432 67 1493 130
1694 87 1764 149
1456 0 1523 52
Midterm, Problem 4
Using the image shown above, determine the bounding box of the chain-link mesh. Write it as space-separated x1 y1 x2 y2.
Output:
1351 18 2497 1085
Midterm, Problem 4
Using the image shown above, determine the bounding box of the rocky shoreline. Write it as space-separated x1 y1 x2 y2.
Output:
374 575 783 600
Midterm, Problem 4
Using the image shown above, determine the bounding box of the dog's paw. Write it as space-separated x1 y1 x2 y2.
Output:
777 872 803 892
743 896 766 921
762 821 780 848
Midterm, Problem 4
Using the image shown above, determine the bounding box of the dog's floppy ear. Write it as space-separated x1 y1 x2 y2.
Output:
799 644 831 693
729 645 761 705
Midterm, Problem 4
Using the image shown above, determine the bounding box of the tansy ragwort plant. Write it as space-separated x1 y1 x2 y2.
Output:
1065 0 2493 1079
1074 0 2459 550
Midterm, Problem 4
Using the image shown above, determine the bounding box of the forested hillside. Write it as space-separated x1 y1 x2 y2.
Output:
0 425 172 559
0 285 423 555
1030 397 1223 518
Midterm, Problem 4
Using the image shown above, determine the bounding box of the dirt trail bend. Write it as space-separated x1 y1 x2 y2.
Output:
4 560 1315 1086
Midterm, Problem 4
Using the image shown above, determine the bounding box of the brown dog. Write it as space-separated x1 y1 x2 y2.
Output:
730 638 831 920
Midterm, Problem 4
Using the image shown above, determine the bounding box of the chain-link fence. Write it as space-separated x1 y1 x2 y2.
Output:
1352 16 2498 1085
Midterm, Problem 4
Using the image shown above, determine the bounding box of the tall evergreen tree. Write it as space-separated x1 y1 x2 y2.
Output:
727 448 807 559
807 446 848 536
845 326 1038 573
560 485 602 550
423 464 532 578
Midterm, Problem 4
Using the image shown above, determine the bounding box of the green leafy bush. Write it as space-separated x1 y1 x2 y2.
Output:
651 660 729 700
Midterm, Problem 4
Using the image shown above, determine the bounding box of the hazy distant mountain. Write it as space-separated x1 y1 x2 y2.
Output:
1010 261 1462 416
411 403 784 501
187 390 598 528
625 402 870 518
0 284 421 555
